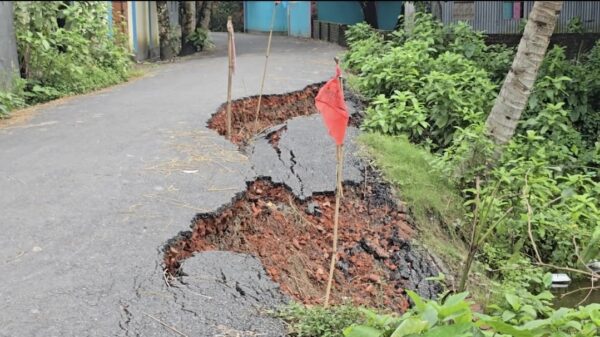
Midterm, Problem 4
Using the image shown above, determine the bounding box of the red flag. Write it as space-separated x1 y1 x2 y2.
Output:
315 65 349 145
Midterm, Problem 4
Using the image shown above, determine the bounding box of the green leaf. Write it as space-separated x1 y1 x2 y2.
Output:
520 305 537 319
390 317 428 337
501 310 516 322
421 304 439 328
505 293 522 311
421 323 473 337
521 319 550 330
343 325 383 337
406 290 426 311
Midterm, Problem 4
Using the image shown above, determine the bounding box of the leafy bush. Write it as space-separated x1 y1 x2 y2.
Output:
186 28 214 51
346 13 600 286
338 290 600 337
8 1 131 107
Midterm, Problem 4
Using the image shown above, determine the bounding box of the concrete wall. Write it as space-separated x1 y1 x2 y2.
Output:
0 1 19 90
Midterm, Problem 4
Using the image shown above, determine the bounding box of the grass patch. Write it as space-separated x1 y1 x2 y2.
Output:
359 133 497 304
359 133 462 232
274 303 365 337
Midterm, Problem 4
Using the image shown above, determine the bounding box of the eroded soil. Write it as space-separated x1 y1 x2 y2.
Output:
164 173 442 313
207 84 321 145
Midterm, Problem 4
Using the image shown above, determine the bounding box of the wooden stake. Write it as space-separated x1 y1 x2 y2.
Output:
324 57 345 307
226 16 233 140
325 144 343 307
254 4 277 128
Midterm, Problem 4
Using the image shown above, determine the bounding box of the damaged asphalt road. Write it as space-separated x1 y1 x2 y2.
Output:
248 112 364 200
0 33 343 336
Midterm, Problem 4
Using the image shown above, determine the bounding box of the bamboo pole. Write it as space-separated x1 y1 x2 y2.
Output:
324 58 345 308
226 16 233 140
254 4 277 128
325 145 343 307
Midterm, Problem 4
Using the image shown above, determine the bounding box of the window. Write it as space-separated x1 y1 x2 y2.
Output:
503 1 524 20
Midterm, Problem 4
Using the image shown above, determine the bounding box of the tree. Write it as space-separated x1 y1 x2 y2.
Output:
195 1 205 29
157 1 176 60
485 1 563 146
359 1 378 29
200 1 213 30
180 1 196 56
0 1 19 91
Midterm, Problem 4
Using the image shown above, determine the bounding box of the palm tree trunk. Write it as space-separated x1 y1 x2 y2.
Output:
485 1 563 146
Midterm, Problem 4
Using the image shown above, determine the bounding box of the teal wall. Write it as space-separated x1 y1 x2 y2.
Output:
245 1 288 32
316 1 403 30
244 1 311 37
288 1 311 37
316 1 363 25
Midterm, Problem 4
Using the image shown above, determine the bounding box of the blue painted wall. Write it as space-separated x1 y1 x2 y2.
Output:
288 1 311 37
316 1 403 30
376 1 403 30
316 1 363 24
245 1 289 32
244 1 311 37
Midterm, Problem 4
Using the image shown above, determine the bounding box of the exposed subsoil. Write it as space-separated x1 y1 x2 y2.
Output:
164 172 442 313
207 84 321 146
207 83 365 146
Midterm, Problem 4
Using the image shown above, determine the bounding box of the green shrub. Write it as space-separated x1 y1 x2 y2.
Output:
186 28 214 51
346 12 600 285
341 290 600 337
12 1 131 106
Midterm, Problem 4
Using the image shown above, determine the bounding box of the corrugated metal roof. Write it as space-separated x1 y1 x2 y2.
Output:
439 1 600 34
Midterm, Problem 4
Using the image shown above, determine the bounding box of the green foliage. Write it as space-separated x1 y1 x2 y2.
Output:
275 303 365 337
360 133 468 278
210 1 243 32
346 14 600 288
0 77 27 118
362 92 428 139
567 16 585 33
348 15 499 149
186 28 214 51
342 290 600 337
7 1 131 110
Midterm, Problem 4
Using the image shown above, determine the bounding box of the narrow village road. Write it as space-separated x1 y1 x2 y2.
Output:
0 33 342 336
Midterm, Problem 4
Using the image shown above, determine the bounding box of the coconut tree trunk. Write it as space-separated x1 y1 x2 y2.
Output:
157 1 176 60
485 1 563 146
180 1 196 56
404 2 416 34
200 1 213 30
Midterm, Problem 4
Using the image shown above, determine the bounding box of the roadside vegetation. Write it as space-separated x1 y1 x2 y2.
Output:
0 2 132 118
279 12 599 337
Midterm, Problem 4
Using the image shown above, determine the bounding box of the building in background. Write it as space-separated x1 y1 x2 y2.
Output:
109 1 166 61
311 1 403 45
436 1 600 34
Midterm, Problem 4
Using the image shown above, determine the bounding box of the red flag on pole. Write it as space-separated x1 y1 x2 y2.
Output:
315 65 349 145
